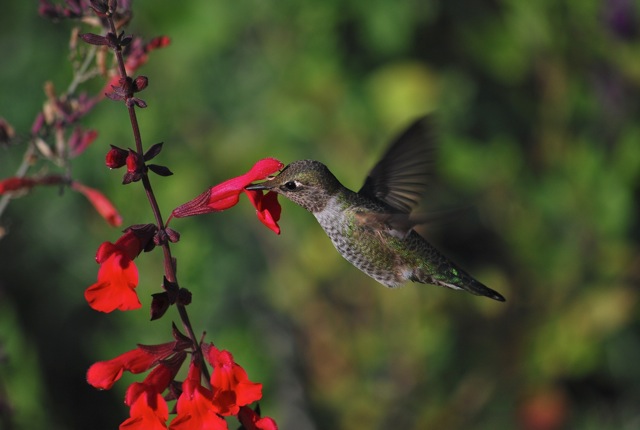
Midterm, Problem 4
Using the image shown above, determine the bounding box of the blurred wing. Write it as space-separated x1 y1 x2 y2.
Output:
355 207 470 238
358 116 435 213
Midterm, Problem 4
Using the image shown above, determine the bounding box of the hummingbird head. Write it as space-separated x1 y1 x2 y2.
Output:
246 160 343 213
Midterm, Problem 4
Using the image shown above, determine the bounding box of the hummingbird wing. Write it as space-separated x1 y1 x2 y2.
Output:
354 207 471 238
358 116 435 213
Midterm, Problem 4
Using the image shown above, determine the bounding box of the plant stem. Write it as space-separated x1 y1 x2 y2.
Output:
105 11 212 386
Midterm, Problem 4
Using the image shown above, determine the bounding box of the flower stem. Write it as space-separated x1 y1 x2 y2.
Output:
104 10 212 387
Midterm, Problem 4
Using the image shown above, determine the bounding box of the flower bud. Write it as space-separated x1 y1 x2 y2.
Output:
105 145 128 168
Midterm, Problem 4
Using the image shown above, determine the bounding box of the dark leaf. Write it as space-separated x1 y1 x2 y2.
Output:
137 340 177 356
144 142 163 161
79 33 109 46
148 164 173 177
150 292 170 321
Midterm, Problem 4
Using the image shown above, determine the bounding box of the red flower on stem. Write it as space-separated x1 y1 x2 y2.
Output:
0 176 121 226
71 181 122 226
170 158 283 234
238 406 279 430
204 343 263 416
120 394 169 430
85 227 154 312
121 357 184 430
170 361 227 430
87 342 176 390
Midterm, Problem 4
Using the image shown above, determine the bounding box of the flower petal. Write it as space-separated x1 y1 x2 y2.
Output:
238 406 279 430
85 252 141 312
87 348 158 390
204 345 262 415
170 362 227 430
244 190 281 234
120 392 168 430
71 181 122 227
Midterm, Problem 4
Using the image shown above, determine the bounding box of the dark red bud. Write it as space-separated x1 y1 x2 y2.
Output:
126 150 142 173
165 228 180 243
132 76 148 92
105 145 128 168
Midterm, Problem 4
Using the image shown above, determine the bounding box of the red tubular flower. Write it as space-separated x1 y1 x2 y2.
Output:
238 406 278 430
88 344 182 430
171 158 283 234
170 361 228 430
71 181 122 227
124 359 182 409
85 229 148 312
120 392 168 430
203 344 263 416
87 344 170 390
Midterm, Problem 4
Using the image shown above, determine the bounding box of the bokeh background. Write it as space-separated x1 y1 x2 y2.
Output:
1 1 639 429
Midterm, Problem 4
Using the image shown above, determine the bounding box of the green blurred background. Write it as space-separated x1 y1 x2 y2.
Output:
1 0 639 429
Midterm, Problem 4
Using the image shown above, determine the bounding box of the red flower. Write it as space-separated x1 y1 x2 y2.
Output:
238 406 278 430
120 392 168 430
71 181 122 227
68 126 98 157
124 360 181 410
88 344 184 430
171 158 283 234
204 344 263 416
170 362 228 430
125 36 171 75
85 229 147 312
87 344 173 390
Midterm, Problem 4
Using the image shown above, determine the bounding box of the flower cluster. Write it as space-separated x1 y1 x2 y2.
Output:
83 158 283 316
6 2 283 429
87 330 276 429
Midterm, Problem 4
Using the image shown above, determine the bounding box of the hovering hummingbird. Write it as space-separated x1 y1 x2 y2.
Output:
247 117 505 301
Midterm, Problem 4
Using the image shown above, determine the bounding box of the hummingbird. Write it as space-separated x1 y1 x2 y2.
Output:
247 117 505 302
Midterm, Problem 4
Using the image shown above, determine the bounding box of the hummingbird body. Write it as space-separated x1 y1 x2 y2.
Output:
248 118 505 301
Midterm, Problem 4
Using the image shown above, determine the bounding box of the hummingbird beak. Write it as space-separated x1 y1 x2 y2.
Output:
245 182 272 191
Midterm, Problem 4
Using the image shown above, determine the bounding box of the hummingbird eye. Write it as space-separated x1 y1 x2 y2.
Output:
283 181 300 191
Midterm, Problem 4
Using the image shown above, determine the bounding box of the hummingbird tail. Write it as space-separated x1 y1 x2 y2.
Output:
454 278 505 302
410 266 506 302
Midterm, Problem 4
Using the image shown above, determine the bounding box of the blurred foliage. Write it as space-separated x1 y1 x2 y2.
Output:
1 0 640 429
